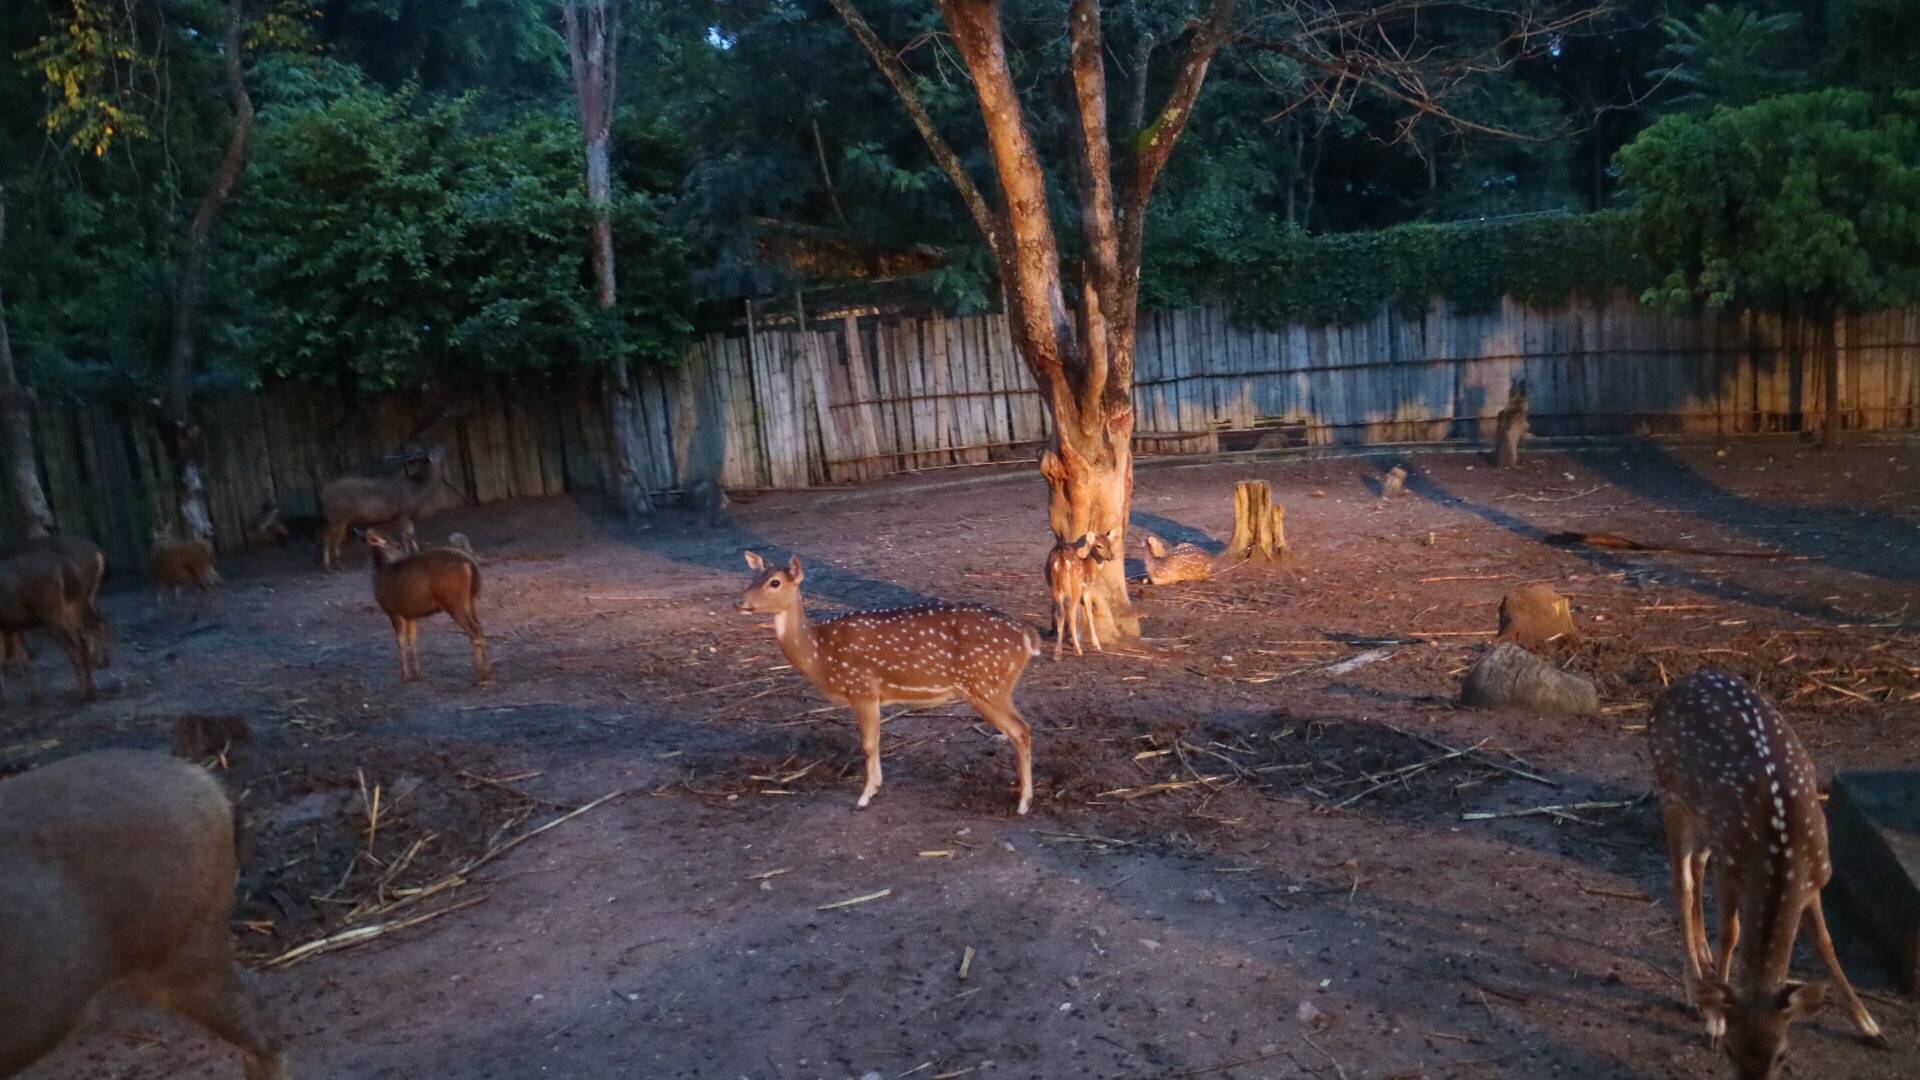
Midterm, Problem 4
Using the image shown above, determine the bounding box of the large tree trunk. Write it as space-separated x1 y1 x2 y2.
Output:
0 191 53 537
566 0 651 516
165 1 253 542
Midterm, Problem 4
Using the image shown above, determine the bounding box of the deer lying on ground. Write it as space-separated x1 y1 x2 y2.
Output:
1648 669 1881 1079
251 500 326 550
1142 534 1213 585
0 548 96 702
364 527 490 685
0 749 288 1079
738 551 1037 813
148 529 223 610
0 534 110 668
1045 529 1119 660
319 445 445 571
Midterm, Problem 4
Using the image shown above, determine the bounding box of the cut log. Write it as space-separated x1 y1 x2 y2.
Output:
1497 584 1576 650
1461 644 1597 716
1494 381 1528 468
1227 480 1285 562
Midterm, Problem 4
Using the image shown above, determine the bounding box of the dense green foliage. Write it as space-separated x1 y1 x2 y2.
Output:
1617 90 1920 316
0 0 1916 406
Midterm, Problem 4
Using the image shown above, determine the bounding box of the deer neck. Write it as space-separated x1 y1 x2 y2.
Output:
770 604 823 683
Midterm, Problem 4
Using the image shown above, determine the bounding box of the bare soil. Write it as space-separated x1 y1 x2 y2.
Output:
8 436 1920 1080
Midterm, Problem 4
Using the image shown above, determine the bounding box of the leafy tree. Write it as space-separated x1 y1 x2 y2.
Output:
1617 89 1920 448
230 81 692 391
1647 3 1804 115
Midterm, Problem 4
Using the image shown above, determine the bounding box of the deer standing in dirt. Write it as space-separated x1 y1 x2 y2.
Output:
0 749 287 1079
0 548 96 702
148 529 223 600
0 534 110 668
1045 529 1118 660
737 551 1037 813
364 527 490 685
1648 669 1882 1079
1142 534 1213 585
319 445 444 570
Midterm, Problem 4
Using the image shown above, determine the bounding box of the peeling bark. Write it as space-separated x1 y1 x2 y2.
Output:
164 0 252 542
565 0 652 515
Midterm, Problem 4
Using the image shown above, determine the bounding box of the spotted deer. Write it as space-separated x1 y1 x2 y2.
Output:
0 750 287 1079
1044 529 1119 661
1142 534 1212 585
737 551 1037 814
1648 669 1881 1079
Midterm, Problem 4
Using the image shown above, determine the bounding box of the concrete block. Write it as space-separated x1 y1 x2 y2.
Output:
1827 768 1920 995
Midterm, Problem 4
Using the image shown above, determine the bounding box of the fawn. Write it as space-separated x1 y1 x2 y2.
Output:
364 528 491 685
1045 529 1119 660
1142 533 1212 585
737 551 1037 813
0 749 287 1079
1648 669 1881 1079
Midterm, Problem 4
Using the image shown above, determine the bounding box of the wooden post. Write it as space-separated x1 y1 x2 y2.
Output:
1495 380 1529 468
1227 480 1285 562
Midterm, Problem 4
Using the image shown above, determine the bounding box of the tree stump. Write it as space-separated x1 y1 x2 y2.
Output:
1228 481 1285 562
1461 644 1597 716
1494 380 1529 468
1497 584 1576 649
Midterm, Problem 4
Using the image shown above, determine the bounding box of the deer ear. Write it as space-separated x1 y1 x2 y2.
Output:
744 550 766 571
1781 981 1827 1019
787 555 804 583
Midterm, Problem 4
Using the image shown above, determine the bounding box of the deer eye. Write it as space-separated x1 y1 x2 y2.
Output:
768 579 782 589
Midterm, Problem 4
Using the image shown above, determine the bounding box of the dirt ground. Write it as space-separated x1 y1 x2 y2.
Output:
7 435 1920 1080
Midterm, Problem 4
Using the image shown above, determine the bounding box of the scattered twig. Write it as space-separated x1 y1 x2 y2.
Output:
818 888 892 911
1460 799 1636 823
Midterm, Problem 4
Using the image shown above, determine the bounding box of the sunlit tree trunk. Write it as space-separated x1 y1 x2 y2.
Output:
565 0 652 516
0 190 53 537
164 0 253 542
831 0 1236 642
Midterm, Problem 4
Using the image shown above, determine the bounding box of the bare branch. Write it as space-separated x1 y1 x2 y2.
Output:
824 0 1006 260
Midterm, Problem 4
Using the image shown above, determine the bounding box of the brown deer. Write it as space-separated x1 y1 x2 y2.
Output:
147 529 223 616
0 749 287 1079
737 551 1037 814
1648 669 1881 1079
0 548 96 702
364 528 490 685
1142 534 1213 585
0 534 110 668
1045 529 1119 660
319 445 445 570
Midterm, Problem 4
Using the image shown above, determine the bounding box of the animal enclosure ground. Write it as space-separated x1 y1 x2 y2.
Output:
7 436 1920 1080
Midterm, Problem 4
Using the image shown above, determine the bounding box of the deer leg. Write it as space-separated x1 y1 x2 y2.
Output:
389 615 411 682
1802 891 1883 1040
1081 587 1103 653
455 607 491 686
405 620 422 681
852 698 884 810
49 625 93 703
1662 805 1721 1039
322 522 346 571
967 692 1033 815
126 937 288 1080
1711 863 1740 985
1067 587 1083 657
400 516 419 554
1052 595 1067 662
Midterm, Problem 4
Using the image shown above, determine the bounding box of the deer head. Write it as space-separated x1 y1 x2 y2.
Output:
739 551 804 615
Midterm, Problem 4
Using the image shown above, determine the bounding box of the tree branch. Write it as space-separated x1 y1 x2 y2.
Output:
824 0 1006 261
1069 0 1118 408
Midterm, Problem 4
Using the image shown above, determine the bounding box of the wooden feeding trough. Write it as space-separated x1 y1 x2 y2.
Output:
1827 768 1920 994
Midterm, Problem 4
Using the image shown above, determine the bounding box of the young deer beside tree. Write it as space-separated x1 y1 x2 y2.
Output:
0 749 287 1079
1045 530 1119 660
1648 669 1882 1080
364 528 490 686
738 551 1037 814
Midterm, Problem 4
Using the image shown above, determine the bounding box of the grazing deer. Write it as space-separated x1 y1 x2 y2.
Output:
1142 534 1213 585
0 749 287 1079
0 535 110 667
737 551 1037 814
148 529 223 601
1045 529 1119 660
319 445 444 570
1648 669 1881 1079
0 548 96 702
364 528 490 685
